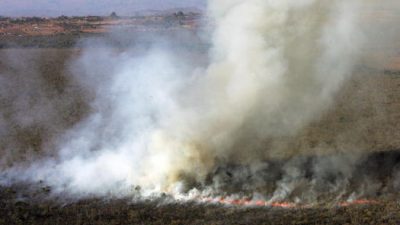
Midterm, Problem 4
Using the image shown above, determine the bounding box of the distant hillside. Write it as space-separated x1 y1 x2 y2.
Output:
0 0 205 17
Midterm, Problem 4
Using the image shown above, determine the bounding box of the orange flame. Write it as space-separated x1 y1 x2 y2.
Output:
339 199 379 207
197 196 379 208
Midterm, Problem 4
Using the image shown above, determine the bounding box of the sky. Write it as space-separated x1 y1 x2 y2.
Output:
0 0 206 17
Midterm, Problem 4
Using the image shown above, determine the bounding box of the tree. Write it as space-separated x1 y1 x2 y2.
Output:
110 12 118 19
174 11 185 19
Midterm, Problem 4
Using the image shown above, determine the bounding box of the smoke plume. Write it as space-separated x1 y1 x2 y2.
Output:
1 0 400 201
142 0 364 191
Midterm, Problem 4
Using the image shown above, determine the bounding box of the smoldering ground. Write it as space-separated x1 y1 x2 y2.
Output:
0 0 400 204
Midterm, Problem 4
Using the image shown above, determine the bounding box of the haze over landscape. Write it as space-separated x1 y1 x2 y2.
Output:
0 0 400 224
0 0 206 17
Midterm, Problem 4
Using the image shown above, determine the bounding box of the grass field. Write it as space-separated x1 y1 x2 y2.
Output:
0 47 399 224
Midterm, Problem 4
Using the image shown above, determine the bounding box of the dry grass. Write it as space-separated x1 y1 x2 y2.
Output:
0 39 399 224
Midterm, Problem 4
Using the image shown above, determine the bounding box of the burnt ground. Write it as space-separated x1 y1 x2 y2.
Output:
1 147 399 225
0 184 400 225
1 150 400 225
1 145 400 225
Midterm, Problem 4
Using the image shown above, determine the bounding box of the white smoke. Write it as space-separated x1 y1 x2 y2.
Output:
1 0 399 199
141 0 365 190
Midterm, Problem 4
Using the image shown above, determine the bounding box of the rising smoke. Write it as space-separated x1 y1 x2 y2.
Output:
1 0 400 201
142 0 365 191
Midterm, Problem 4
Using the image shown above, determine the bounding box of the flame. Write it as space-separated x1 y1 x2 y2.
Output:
339 199 380 207
195 196 379 208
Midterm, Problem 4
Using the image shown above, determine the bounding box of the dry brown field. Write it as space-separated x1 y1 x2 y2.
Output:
0 9 399 224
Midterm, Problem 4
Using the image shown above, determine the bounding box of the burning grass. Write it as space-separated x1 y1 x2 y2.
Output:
0 184 399 225
197 196 380 208
0 24 399 223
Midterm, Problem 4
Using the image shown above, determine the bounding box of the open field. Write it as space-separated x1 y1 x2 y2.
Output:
0 47 399 164
0 13 203 48
0 8 400 224
0 45 399 224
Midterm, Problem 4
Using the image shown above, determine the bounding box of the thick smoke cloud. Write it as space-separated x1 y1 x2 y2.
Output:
1 0 400 201
140 0 366 190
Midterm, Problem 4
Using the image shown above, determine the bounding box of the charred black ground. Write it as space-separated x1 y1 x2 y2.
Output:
0 186 399 225
2 150 400 225
194 150 400 207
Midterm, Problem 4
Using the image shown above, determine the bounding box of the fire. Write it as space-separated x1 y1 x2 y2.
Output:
196 196 379 208
339 199 380 207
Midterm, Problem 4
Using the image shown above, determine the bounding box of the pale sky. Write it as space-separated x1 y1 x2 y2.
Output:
0 0 206 17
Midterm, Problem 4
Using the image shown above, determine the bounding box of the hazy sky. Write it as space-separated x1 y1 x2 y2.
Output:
0 0 206 17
